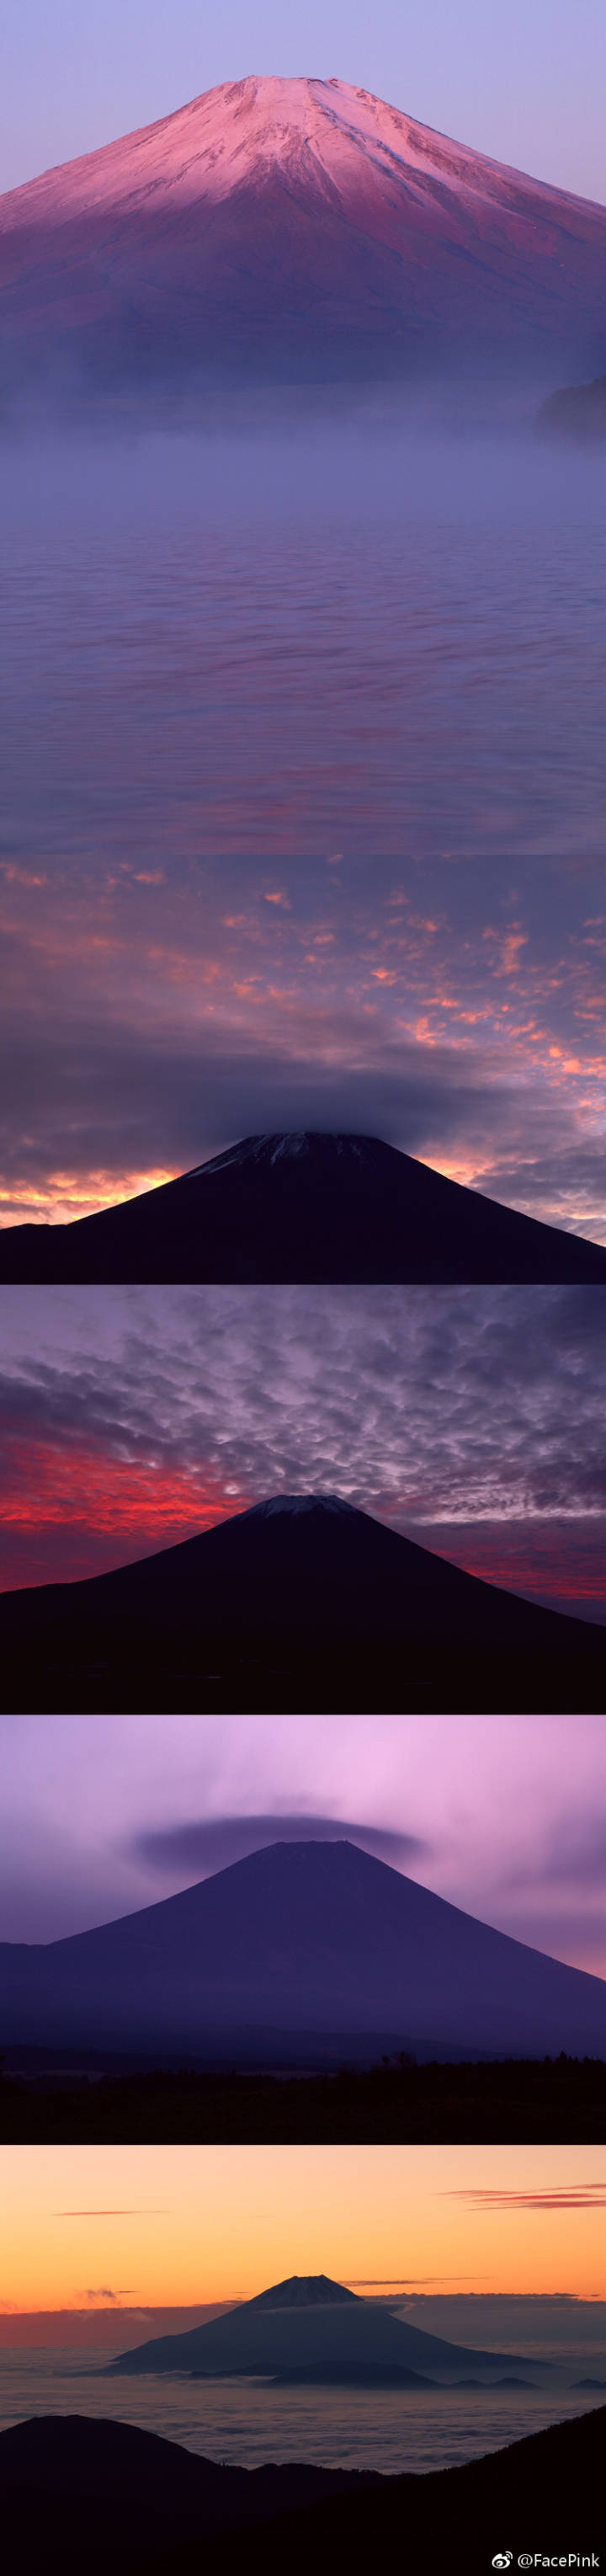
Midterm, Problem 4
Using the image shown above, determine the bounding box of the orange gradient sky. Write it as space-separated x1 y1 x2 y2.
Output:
1 2147 605 2314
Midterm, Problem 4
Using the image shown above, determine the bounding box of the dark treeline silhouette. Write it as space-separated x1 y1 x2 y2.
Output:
2 2051 604 2143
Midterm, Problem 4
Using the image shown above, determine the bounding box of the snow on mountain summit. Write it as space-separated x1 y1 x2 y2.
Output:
240 1494 359 1520
3 75 603 224
2 73 605 395
246 2272 360 2310
196 1134 387 1176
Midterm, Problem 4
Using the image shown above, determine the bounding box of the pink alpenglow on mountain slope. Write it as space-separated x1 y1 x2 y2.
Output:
1 77 605 394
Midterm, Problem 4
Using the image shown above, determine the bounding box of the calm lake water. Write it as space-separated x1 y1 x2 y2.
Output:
0 2348 603 2477
2 423 605 867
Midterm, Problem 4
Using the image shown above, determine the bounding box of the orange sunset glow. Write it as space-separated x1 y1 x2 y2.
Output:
0 1170 178 1229
3 838 606 1238
1 2147 604 2317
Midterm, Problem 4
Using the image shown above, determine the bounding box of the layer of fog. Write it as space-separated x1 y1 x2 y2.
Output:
3 403 605 543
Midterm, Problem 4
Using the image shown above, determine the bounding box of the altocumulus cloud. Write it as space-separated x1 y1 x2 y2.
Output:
1 1284 606 1552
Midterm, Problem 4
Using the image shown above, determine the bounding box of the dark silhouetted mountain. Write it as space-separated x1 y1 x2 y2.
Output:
540 372 606 436
2 77 606 413
2 2404 603 2576
241 2271 357 2308
2 1132 606 1283
200 2403 606 2576
1 1491 604 1713
2 1838 605 2064
454 2374 534 2388
0 2412 380 2576
108 2268 516 2378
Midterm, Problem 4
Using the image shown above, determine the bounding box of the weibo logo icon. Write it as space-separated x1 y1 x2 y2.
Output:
492 2557 513 2570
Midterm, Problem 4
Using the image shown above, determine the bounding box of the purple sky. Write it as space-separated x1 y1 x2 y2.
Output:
1 1708 604 1981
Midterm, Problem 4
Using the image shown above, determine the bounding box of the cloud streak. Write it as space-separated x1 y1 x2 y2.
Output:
448 2189 606 2209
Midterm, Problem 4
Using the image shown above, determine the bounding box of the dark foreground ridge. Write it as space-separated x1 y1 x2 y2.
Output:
1 1490 604 1714
2 1133 606 1283
1 1841 604 2065
1 2406 603 2576
3 2051 604 2145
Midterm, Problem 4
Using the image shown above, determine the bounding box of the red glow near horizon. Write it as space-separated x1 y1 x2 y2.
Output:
0 1430 604 1608
0 1437 250 1589
423 1528 606 1605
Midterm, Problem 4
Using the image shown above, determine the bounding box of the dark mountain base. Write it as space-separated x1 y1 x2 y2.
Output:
3 1490 604 1717
3 1129 606 1283
2 2407 603 2576
0 2416 380 2576
3 1631 603 1714
2 2053 604 2143
198 2404 606 2576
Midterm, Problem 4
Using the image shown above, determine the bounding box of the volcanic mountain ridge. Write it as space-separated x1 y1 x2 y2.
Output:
2 1837 605 2063
1 1490 605 1714
2 77 606 403
2 1131 605 1283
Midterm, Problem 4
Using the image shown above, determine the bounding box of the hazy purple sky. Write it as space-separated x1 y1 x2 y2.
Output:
2 0 605 202
1 1708 603 1982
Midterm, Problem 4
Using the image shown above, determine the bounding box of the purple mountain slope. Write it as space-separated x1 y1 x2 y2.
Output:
2 1840 605 2061
2 77 605 403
